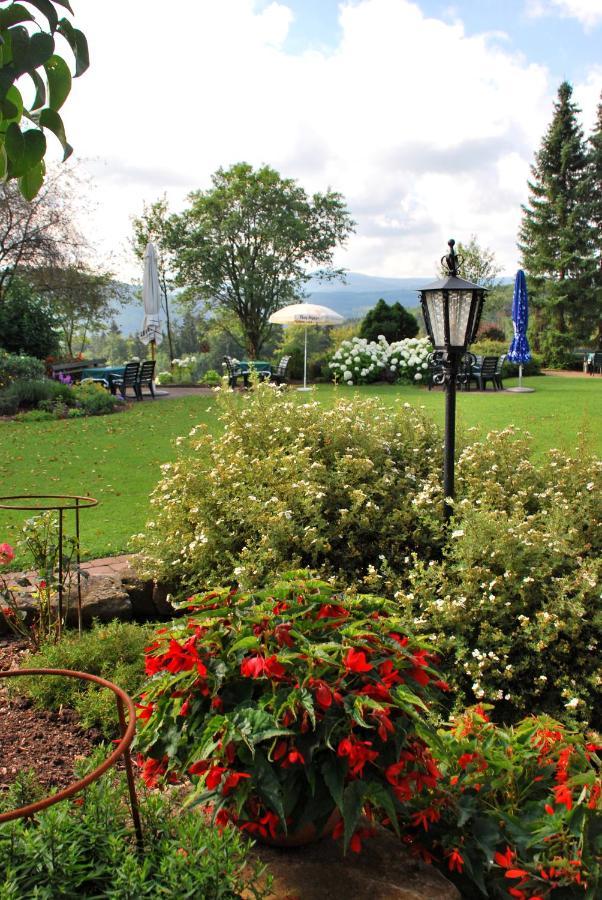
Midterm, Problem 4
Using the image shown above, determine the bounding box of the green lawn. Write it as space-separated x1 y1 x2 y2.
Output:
1 375 599 565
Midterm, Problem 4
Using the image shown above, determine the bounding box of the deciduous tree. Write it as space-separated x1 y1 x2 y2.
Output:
168 163 355 358
359 298 418 343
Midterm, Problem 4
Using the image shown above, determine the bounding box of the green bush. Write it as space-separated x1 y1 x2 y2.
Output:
0 350 45 390
0 392 18 416
133 382 444 592
72 381 117 416
19 621 156 738
539 329 576 369
156 369 174 385
0 276 59 359
3 378 74 410
0 754 270 899
201 368 221 385
397 429 602 729
359 298 419 343
15 408 56 423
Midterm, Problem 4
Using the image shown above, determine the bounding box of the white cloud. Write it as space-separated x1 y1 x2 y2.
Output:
53 0 598 281
525 0 602 31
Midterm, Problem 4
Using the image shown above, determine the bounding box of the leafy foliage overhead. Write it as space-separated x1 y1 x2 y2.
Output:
0 1 89 199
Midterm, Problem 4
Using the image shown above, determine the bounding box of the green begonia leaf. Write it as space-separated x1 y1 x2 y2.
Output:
5 121 23 161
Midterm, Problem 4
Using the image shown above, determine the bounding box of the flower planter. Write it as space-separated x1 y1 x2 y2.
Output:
259 809 340 848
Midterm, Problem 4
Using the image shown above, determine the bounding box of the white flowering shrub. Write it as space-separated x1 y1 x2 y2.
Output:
396 428 602 729
132 382 444 590
171 356 197 383
329 336 431 384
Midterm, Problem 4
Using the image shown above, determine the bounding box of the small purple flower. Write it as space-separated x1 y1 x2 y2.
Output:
57 373 72 385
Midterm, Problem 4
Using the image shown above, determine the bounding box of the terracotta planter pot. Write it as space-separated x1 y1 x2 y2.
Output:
258 808 341 848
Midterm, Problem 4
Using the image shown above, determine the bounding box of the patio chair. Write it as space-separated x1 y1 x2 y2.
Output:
223 356 249 388
472 356 499 391
110 362 141 400
137 359 156 398
494 353 507 390
270 356 290 386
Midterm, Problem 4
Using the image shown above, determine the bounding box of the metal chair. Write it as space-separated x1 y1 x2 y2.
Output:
110 362 141 400
589 351 602 375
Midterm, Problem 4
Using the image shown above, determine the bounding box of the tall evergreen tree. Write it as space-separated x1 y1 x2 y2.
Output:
519 81 596 340
586 94 602 345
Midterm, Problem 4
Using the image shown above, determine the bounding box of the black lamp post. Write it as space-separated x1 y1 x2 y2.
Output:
419 239 487 522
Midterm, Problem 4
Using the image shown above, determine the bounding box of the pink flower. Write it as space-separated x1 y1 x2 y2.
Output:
0 543 15 566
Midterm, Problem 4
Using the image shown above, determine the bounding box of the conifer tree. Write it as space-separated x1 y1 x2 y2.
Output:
586 94 602 346
519 82 595 341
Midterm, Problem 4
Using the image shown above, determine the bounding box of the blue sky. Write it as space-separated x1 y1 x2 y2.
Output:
282 0 601 94
67 1 601 278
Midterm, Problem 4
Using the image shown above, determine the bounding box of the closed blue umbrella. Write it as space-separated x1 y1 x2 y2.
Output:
507 269 533 393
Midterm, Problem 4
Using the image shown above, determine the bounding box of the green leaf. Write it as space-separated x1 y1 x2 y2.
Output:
367 783 400 836
0 5 35 28
21 128 46 167
22 0 58 31
321 757 344 810
342 780 367 851
57 19 88 76
0 141 7 179
228 634 260 654
27 68 46 110
39 105 73 161
44 54 71 110
19 159 44 199
23 31 54 71
5 121 23 161
253 750 286 826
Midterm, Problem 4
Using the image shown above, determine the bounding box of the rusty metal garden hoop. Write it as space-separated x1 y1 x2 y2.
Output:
0 668 143 849
0 495 98 636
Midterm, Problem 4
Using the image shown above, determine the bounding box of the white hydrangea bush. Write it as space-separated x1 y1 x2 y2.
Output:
329 336 432 385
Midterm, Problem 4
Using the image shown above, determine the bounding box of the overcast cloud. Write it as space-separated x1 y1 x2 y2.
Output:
58 0 601 279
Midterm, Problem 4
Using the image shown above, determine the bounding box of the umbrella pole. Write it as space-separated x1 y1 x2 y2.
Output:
150 340 156 362
303 326 308 390
518 363 522 389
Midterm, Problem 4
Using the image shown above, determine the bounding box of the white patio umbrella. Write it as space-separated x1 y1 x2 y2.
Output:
139 242 162 360
269 302 344 391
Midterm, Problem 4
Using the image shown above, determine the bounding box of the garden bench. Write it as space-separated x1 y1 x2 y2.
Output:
494 353 507 390
223 356 250 388
110 362 141 400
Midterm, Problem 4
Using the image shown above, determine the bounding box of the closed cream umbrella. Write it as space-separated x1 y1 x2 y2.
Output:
139 242 162 360
269 302 344 391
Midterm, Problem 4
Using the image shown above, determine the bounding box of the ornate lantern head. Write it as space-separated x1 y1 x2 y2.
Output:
419 239 486 352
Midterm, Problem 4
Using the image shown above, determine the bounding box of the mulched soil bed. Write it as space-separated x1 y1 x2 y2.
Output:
0 637 101 798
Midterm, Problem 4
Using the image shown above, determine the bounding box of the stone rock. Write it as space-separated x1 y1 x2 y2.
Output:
151 581 178 617
66 575 132 626
243 824 460 900
120 573 156 619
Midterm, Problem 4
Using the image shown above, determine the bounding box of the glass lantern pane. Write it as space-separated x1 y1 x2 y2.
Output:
448 290 472 347
425 292 446 346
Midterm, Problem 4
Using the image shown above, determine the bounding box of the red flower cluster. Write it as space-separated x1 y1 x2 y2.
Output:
240 653 285 679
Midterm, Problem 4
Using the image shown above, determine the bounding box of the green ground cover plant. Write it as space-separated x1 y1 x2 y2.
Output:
18 620 155 738
0 753 269 899
0 377 599 566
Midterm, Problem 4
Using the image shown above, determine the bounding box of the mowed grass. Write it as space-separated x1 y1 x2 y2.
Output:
0 374 599 565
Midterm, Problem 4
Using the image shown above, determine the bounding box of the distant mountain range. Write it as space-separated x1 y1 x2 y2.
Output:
112 272 510 336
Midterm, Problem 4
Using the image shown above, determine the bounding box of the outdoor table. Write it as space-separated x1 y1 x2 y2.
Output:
80 366 126 388
238 360 272 375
